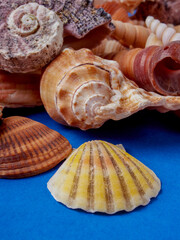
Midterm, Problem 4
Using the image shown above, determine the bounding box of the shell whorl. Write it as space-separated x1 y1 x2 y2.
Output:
40 48 121 130
0 2 64 73
146 16 180 46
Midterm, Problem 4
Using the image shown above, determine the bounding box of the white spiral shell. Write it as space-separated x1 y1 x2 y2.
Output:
0 3 64 73
145 16 180 46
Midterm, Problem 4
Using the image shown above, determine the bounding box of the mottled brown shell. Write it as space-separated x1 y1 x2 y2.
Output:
0 116 72 178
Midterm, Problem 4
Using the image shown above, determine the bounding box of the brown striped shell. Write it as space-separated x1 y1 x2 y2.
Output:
0 116 72 178
0 2 64 73
0 70 42 108
47 140 161 214
41 48 180 130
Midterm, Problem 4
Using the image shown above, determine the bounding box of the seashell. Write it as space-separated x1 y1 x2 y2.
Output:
0 2 64 73
112 20 150 48
41 48 180 130
133 0 180 25
92 38 126 59
94 0 144 13
114 41 180 96
63 24 113 50
145 33 163 47
96 2 131 23
146 16 180 46
0 70 42 108
47 140 161 214
0 106 3 119
59 0 112 39
174 25 180 33
0 116 72 178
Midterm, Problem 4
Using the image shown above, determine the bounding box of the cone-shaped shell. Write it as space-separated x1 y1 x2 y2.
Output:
0 116 72 178
48 140 161 214
0 70 42 108
112 20 150 48
145 33 163 47
92 38 126 59
146 16 180 46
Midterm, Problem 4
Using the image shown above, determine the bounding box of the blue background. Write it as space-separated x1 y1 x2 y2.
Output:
0 107 180 240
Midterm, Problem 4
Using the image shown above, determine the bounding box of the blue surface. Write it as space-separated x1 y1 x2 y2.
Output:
0 107 180 240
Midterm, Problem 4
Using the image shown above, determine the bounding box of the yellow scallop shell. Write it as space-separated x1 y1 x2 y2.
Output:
47 140 161 214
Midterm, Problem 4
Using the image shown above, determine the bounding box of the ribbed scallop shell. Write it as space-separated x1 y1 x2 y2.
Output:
0 70 42 108
0 2 64 73
47 140 161 214
146 16 180 46
0 116 72 178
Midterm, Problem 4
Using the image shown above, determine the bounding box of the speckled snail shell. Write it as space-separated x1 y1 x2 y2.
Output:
0 2 64 73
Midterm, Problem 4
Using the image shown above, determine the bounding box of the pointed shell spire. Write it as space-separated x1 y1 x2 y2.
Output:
0 116 72 178
48 140 161 214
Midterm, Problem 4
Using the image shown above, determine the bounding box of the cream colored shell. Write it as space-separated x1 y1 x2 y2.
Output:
145 16 180 46
48 140 161 214
0 3 64 73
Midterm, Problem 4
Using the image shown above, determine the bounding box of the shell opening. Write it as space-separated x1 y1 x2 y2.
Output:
154 57 180 95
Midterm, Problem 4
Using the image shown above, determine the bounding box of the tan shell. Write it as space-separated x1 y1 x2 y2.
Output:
174 25 180 33
112 20 150 48
0 3 64 73
146 16 180 46
40 48 180 130
0 70 42 108
0 116 72 178
92 38 126 59
48 140 161 214
145 33 163 47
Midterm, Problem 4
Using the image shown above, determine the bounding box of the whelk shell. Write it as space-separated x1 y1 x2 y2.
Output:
0 116 72 178
47 140 161 214
41 48 180 130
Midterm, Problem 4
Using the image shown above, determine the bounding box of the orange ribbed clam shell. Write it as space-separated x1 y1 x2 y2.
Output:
0 116 72 178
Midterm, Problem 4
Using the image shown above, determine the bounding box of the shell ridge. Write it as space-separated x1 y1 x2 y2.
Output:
100 141 133 211
96 141 115 213
67 144 87 207
86 142 95 212
106 143 150 206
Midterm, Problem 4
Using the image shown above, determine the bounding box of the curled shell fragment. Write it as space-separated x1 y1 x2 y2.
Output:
0 116 72 178
0 2 64 73
114 41 180 96
41 48 180 130
47 140 161 214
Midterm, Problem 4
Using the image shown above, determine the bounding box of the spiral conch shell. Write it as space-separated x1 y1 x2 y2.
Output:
0 2 64 73
47 140 161 214
40 48 180 130
0 116 72 178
